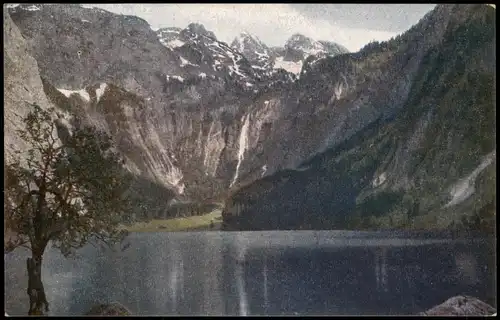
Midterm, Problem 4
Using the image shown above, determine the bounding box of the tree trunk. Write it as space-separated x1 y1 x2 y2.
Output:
27 254 49 315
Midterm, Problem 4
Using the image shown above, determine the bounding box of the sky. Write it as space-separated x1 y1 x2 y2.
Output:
84 4 436 52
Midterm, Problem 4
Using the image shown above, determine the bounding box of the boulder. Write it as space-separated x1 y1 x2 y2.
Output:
85 302 132 316
420 296 496 316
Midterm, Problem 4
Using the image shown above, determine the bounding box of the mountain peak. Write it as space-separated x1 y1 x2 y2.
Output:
230 32 272 73
285 34 322 52
282 33 348 61
285 33 315 47
157 26 182 33
231 32 268 53
287 33 310 43
186 23 217 39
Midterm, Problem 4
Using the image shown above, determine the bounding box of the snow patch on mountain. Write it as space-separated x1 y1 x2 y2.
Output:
233 33 248 53
157 24 261 85
95 83 108 102
20 4 41 11
57 88 90 102
444 150 496 208
372 172 388 187
273 57 303 75
179 56 199 67
171 75 185 82
227 51 248 79
251 65 266 71
164 39 186 49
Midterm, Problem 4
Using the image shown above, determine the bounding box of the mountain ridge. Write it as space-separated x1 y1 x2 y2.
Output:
221 4 496 231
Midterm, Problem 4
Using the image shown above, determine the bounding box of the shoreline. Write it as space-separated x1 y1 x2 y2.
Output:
122 210 222 232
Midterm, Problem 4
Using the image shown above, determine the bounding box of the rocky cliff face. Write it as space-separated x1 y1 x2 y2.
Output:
5 4 355 205
5 4 274 201
4 5 65 249
231 32 274 74
4 7 56 163
222 4 496 231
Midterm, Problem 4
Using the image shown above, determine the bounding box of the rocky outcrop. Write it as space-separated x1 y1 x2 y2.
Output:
85 302 132 316
420 296 496 316
7 4 182 91
222 4 496 231
3 7 55 162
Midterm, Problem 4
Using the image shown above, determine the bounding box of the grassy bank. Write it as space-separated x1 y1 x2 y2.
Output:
123 209 222 232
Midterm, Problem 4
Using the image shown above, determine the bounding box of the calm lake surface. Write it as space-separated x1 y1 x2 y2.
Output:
4 231 497 316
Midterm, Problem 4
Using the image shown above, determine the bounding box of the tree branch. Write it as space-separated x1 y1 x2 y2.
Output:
33 131 59 243
48 120 58 150
50 180 73 220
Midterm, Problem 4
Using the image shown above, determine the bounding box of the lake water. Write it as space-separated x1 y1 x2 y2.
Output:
4 231 496 316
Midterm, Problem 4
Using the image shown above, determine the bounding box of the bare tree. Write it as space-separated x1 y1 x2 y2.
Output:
4 104 132 315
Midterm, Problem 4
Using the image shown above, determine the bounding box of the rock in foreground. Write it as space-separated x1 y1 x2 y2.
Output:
421 296 496 316
85 302 131 316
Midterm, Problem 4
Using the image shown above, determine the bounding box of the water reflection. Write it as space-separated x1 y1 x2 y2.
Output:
4 232 496 316
167 244 183 312
374 247 389 292
454 252 479 285
235 261 248 316
263 255 269 313
234 233 249 316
